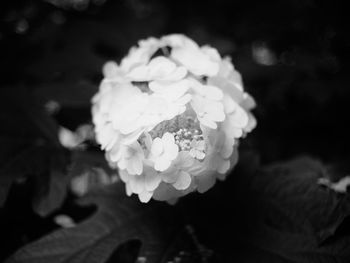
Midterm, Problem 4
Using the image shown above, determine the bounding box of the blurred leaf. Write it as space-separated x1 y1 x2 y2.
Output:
244 157 350 262
0 88 68 216
6 183 182 263
69 150 118 197
32 148 69 217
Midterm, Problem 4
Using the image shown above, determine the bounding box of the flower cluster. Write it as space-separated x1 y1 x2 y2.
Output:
92 34 256 203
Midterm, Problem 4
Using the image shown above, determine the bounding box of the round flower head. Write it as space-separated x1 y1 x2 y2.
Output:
92 34 257 203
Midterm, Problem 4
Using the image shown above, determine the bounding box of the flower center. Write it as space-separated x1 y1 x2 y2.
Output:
149 111 200 138
173 128 203 151
147 111 206 156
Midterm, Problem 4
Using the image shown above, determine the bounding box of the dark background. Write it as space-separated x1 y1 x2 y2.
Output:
1 0 349 163
1 0 350 262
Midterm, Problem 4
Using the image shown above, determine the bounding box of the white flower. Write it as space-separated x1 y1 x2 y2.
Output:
102 61 125 81
149 132 179 171
162 34 220 76
114 142 144 175
120 37 162 73
120 165 161 203
190 88 223 129
191 95 225 129
203 129 231 174
92 34 256 203
189 79 226 129
189 140 206 160
161 151 194 190
127 56 187 82
150 79 192 119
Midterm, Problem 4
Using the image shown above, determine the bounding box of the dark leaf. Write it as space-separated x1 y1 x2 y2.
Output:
243 156 350 262
32 149 69 217
0 88 68 215
6 183 182 263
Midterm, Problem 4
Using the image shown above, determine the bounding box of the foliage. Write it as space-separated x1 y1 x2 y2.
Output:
5 183 182 263
241 157 350 262
0 88 68 216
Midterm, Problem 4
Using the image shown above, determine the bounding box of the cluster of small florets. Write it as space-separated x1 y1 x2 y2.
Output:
173 128 202 151
92 34 256 203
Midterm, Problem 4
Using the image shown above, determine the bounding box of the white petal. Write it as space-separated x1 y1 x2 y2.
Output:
162 34 199 49
203 85 223 100
244 113 257 133
166 143 179 161
118 120 143 135
150 79 190 101
177 151 195 167
207 105 225 122
151 138 164 156
208 76 244 103
119 170 130 183
162 132 175 144
152 182 181 201
154 156 172 171
223 95 237 114
232 127 244 138
161 170 179 184
196 172 216 193
197 140 206 150
117 156 127 170
217 159 230 174
172 47 219 77
201 46 221 61
58 127 82 149
130 157 143 175
241 93 256 110
98 124 119 151
199 116 217 129
121 129 144 145
221 142 234 159
126 162 136 175
191 94 205 110
176 93 192 105
129 175 144 194
229 106 249 128
125 183 132 196
146 96 168 114
173 171 192 190
148 56 176 78
138 190 153 203
144 169 161 191
163 66 187 81
103 61 121 79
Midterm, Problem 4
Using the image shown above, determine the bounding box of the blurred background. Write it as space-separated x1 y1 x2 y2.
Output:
1 1 350 262
1 0 349 164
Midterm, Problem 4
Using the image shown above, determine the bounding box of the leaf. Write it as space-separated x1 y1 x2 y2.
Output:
0 145 68 216
0 88 69 215
243 156 350 262
6 183 182 263
32 149 69 217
